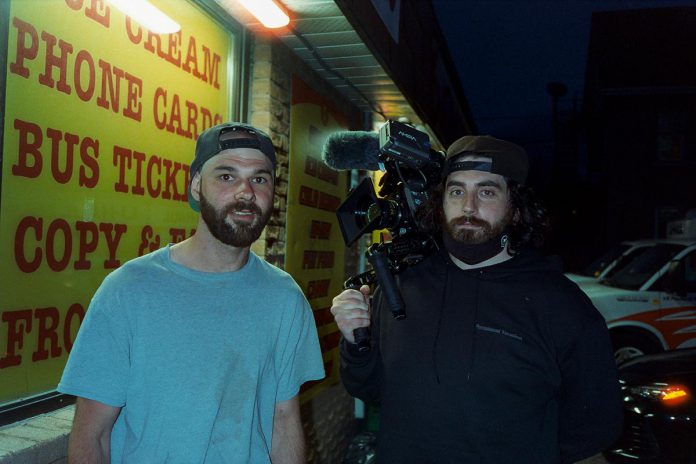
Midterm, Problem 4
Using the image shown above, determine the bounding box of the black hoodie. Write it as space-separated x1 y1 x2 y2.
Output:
340 248 623 464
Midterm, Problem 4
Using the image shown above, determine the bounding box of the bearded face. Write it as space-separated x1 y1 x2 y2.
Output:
443 205 513 245
199 189 272 248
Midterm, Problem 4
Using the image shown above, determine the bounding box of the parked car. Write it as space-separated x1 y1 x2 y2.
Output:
566 240 656 286
606 348 696 463
579 238 696 364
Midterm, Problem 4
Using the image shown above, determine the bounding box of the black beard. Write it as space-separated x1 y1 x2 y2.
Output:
199 191 272 248
443 207 513 245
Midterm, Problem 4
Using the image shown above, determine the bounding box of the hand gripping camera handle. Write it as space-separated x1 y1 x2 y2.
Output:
344 283 372 352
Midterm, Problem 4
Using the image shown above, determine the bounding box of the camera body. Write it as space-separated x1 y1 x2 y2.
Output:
379 118 434 170
336 120 445 287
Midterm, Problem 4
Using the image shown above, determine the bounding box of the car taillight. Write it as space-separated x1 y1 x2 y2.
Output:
630 383 690 404
661 387 688 402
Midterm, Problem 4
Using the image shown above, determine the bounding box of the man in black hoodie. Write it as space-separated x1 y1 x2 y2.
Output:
331 135 622 464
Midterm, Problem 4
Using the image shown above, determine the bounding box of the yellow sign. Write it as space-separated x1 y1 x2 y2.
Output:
286 77 348 401
0 0 232 404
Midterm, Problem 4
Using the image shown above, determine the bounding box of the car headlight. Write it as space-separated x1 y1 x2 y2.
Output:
629 383 689 404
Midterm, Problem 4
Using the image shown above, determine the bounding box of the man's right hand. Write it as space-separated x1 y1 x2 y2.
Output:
330 284 371 344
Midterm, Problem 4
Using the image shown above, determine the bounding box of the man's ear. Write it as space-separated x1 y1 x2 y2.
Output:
190 171 201 202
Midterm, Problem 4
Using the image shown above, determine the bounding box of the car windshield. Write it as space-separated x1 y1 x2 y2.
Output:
602 245 654 279
603 244 685 290
578 244 631 277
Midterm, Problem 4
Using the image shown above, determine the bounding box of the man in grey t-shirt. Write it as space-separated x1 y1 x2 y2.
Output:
59 123 324 463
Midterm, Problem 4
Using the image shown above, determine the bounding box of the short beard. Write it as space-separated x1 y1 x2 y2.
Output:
199 191 272 248
443 207 513 245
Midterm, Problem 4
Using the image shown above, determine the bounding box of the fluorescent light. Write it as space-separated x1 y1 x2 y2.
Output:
237 0 289 28
108 0 181 34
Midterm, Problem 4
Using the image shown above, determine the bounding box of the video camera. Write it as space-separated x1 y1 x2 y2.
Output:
335 120 445 350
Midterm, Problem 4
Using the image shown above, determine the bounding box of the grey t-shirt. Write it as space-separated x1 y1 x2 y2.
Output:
59 245 324 463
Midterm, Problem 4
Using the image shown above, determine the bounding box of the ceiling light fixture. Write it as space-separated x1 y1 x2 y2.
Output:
108 0 181 34
237 0 290 29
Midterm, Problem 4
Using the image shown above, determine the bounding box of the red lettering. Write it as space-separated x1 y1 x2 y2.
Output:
9 17 38 79
143 30 162 56
32 307 62 361
47 128 75 184
167 31 182 66
74 49 95 101
131 150 146 196
317 251 334 268
166 93 184 136
153 87 167 130
185 100 199 139
12 119 43 178
318 192 341 211
169 228 186 243
299 185 318 207
14 217 126 272
14 216 43 273
306 279 331 299
147 154 162 197
200 107 213 131
64 0 83 10
100 222 127 268
317 163 339 185
312 307 334 327
74 220 98 269
161 158 186 201
38 31 73 94
123 72 143 121
112 145 131 193
310 220 332 239
114 145 188 202
79 136 100 188
302 250 335 269
83 0 110 28
201 45 220 89
303 250 318 269
182 36 200 77
65 0 111 27
125 16 142 44
46 218 72 271
12 119 100 186
0 310 32 368
0 303 88 368
138 225 160 256
96 59 124 113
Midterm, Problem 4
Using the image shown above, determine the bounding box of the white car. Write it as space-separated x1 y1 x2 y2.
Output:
580 239 696 364
565 239 656 286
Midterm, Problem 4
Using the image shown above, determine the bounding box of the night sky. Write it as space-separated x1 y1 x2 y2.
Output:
433 0 696 152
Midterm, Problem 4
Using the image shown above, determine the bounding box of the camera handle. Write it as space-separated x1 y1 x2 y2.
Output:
342 242 408 352
343 282 372 353
367 243 406 320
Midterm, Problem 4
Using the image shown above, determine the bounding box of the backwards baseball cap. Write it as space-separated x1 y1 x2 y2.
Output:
188 122 276 212
445 135 528 184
